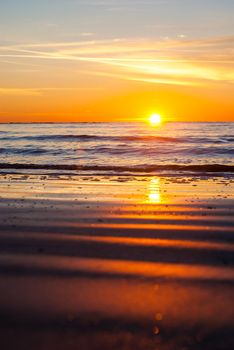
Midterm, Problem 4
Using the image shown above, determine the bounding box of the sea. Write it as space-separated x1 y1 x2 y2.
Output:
0 122 233 175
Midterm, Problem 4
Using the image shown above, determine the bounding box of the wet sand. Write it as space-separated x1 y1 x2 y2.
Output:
0 174 234 350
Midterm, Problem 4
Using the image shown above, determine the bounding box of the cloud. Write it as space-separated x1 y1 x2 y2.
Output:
0 35 233 87
0 88 41 96
79 32 95 37
0 87 104 96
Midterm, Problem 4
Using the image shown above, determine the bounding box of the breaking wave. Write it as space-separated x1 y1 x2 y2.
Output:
0 162 234 174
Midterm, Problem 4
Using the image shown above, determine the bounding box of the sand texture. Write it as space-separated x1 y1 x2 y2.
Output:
0 174 234 350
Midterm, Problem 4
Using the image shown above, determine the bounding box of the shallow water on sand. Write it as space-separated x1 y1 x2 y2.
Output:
0 174 234 349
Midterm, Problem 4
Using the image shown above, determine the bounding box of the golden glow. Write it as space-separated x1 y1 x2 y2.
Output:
0 36 234 122
149 114 161 125
148 178 161 204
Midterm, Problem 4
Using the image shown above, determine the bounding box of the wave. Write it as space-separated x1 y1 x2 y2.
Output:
1 133 234 145
0 134 186 143
0 163 234 173
1 145 233 157
0 148 49 155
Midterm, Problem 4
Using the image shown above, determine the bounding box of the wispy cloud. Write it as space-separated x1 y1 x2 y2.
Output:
0 87 103 96
0 88 41 96
0 35 233 87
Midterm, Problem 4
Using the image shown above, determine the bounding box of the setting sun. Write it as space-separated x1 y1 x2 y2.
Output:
149 114 161 125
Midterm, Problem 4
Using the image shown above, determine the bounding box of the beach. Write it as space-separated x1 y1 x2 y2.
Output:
0 173 233 349
1 0 234 346
1 0 234 343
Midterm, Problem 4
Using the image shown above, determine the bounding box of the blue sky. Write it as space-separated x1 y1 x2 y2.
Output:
1 0 233 43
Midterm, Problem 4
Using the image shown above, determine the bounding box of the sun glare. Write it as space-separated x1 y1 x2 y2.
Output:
149 114 161 125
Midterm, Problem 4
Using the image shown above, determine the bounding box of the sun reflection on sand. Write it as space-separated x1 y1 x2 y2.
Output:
148 178 161 204
0 174 234 349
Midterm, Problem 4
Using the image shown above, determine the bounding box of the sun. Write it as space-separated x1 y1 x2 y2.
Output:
149 114 161 125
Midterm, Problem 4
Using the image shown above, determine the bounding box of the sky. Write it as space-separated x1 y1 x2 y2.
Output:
0 0 234 122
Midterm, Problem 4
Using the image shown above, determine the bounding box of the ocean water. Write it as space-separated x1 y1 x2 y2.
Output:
0 122 233 175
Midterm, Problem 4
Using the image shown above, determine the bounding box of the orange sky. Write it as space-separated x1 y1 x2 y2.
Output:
0 1 234 122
